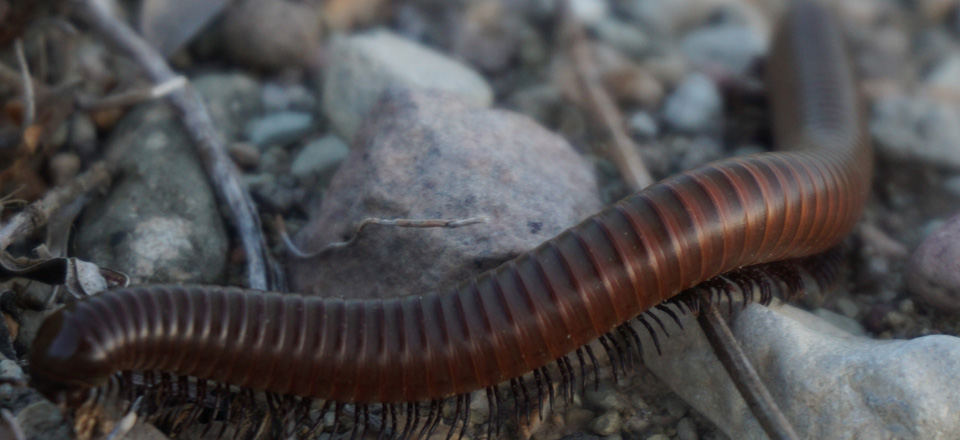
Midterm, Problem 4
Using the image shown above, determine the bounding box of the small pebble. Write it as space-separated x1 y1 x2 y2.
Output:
628 111 658 139
676 417 698 440
664 395 688 419
663 73 721 134
680 24 766 76
221 0 321 70
48 153 81 186
291 134 351 184
569 0 609 25
590 411 622 436
645 434 670 440
584 384 626 411
871 96 960 169
228 142 261 169
245 111 316 148
565 408 597 431
261 82 317 113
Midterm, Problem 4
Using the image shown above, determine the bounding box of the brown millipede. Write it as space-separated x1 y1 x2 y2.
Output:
27 1 871 438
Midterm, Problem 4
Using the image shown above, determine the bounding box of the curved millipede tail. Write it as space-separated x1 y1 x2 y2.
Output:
26 1 870 439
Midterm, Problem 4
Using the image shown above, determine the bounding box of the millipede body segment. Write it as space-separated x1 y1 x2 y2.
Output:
28 0 872 432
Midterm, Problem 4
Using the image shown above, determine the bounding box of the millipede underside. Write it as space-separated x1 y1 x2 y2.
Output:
70 249 843 440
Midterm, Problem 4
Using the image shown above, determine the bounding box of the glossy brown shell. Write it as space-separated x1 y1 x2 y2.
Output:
29 1 871 406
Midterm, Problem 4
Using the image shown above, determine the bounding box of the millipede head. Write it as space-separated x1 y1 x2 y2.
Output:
28 309 113 407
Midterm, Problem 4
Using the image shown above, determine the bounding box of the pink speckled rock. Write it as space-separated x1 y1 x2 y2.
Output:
288 88 601 298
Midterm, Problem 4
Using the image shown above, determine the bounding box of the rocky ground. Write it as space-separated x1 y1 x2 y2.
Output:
2 0 960 439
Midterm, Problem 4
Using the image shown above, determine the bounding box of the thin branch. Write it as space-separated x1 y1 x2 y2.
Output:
0 162 111 251
695 292 799 440
13 39 35 129
71 0 281 290
558 0 654 191
79 76 187 111
280 215 489 259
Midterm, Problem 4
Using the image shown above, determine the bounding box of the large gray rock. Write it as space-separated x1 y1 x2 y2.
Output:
640 302 960 439
76 104 229 284
288 88 600 298
322 30 493 143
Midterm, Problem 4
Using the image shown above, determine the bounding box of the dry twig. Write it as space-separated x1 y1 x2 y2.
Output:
13 39 35 129
79 76 187 111
0 162 111 250
558 0 654 191
71 0 282 290
696 292 800 440
280 215 489 259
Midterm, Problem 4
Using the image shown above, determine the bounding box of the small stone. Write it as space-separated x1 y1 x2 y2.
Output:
907 213 960 311
681 24 766 76
291 134 351 184
926 54 960 96
15 401 70 440
261 82 318 113
943 175 960 197
569 0 609 26
221 0 321 70
584 384 627 412
67 113 97 157
322 30 493 142
592 18 652 59
590 411 622 436
834 298 860 318
628 111 658 139
453 0 527 73
259 146 290 176
663 395 688 419
645 434 670 440
622 0 721 35
228 142 261 169
193 73 262 142
0 359 24 381
663 73 721 133
676 417 698 440
871 96 960 169
48 153 81 187
245 111 316 148
566 408 598 431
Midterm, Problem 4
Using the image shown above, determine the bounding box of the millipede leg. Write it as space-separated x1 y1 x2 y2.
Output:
583 345 600 391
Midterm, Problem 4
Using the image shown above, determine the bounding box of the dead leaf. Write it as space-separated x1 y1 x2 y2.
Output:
139 0 230 57
0 252 129 297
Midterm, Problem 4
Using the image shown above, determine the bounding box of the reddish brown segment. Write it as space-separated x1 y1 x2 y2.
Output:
28 1 871 405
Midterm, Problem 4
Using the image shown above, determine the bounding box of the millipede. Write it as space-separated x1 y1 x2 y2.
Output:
25 1 872 439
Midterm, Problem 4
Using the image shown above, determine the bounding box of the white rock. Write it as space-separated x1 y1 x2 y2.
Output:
322 30 493 143
871 95 960 169
681 24 767 76
663 73 722 133
639 303 960 439
569 0 610 26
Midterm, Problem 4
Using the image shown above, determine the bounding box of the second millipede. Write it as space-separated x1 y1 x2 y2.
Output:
27 1 873 438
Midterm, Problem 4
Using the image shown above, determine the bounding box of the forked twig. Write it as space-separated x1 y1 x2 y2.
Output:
0 162 111 251
71 0 282 290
